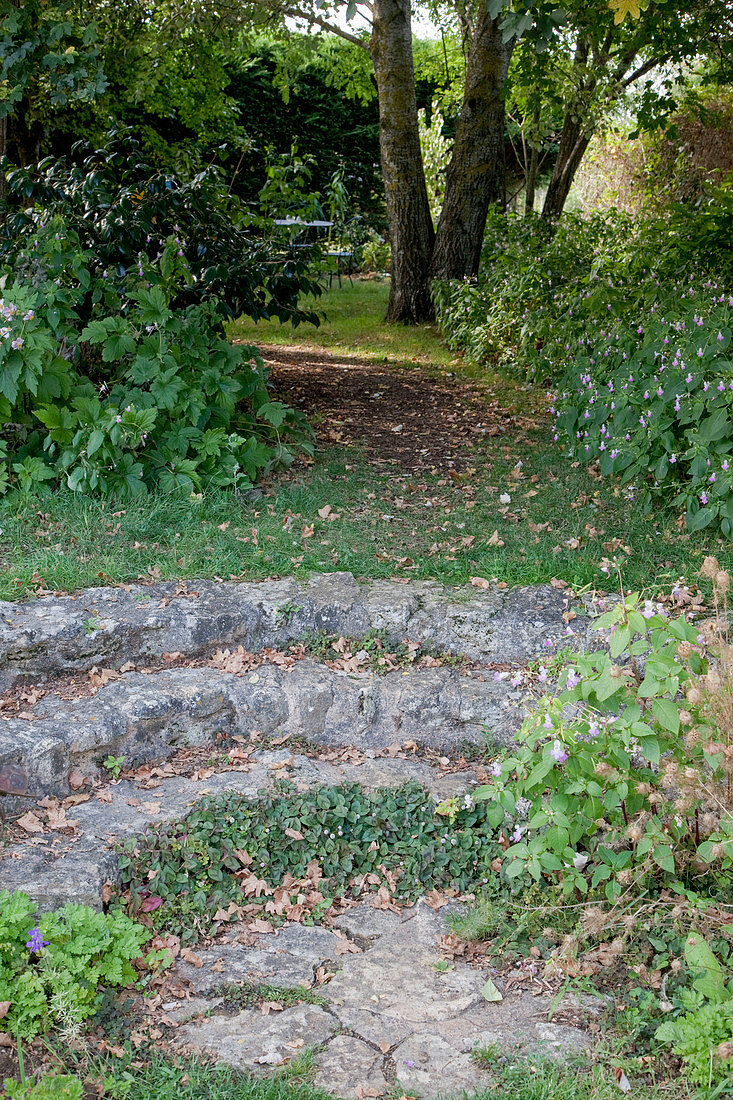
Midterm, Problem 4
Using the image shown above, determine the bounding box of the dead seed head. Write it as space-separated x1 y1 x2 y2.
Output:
701 555 720 578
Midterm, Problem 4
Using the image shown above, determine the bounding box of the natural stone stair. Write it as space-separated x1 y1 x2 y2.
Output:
0 573 594 808
0 662 518 805
0 572 590 688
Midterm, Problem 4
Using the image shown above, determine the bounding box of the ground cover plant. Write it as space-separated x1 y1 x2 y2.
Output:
116 779 499 942
0 890 147 1040
434 198 733 538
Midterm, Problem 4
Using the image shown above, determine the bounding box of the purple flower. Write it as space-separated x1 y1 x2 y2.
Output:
550 740 568 764
512 825 525 843
26 927 49 954
565 668 580 688
543 714 554 730
587 721 600 738
491 762 503 778
537 666 548 683
511 673 523 688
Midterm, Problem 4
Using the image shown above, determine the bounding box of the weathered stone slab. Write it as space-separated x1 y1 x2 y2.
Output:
180 1003 337 1071
313 1036 388 1099
0 573 592 689
0 662 518 803
172 901 597 1099
176 926 344 993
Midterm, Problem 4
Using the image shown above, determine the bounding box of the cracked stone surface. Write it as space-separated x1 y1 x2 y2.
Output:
0 752 476 910
180 1003 337 1072
177 901 598 1098
0 572 594 689
0 661 522 805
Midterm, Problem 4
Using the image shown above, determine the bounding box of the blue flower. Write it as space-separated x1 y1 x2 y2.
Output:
26 927 49 954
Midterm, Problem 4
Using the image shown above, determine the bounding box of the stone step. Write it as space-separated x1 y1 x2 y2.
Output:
0 572 591 689
170 901 600 1099
0 660 524 804
0 751 476 910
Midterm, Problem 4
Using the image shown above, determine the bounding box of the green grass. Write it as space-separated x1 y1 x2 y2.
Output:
80 1052 689 1100
1 280 730 601
232 279 463 375
470 1056 691 1099
99 1054 325 1100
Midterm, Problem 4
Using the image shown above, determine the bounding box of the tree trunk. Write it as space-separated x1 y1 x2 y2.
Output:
370 0 435 323
430 11 513 280
9 103 44 168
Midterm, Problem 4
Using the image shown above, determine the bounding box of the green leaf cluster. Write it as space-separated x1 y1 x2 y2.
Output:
0 891 148 1040
116 780 501 942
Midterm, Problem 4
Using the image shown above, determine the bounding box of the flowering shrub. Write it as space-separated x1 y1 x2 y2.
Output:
552 283 733 535
0 890 147 1039
472 566 733 901
433 207 733 536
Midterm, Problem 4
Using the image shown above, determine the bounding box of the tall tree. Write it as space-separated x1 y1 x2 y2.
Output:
533 0 733 219
253 1 513 321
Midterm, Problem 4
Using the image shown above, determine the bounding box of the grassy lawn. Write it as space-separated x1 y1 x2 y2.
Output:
232 278 464 376
0 280 729 601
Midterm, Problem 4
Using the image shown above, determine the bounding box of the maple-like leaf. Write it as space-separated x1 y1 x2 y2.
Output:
608 0 649 23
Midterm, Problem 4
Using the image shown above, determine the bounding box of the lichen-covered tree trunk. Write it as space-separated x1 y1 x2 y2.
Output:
541 112 592 220
370 0 435 323
430 12 513 280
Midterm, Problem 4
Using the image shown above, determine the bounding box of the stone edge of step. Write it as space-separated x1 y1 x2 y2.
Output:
0 572 600 688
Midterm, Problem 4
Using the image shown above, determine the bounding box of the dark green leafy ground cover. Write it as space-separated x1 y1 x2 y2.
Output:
117 781 498 941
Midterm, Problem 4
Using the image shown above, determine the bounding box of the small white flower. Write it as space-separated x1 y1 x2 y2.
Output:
499 493 511 504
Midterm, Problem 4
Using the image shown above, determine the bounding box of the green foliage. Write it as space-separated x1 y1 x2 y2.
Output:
3 132 322 326
0 132 319 496
434 204 733 537
3 1076 83 1100
0 0 106 165
470 590 732 900
653 932 733 1088
116 781 500 941
656 1001 733 1087
0 890 147 1040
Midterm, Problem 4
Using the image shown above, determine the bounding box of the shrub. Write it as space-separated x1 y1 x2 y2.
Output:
434 205 733 536
0 231 312 496
2 131 322 327
0 132 320 496
471 566 733 901
0 891 147 1039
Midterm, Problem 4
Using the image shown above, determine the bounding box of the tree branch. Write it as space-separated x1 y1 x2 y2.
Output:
281 4 370 49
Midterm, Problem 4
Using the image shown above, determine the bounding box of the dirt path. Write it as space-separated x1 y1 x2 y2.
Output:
265 345 534 471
